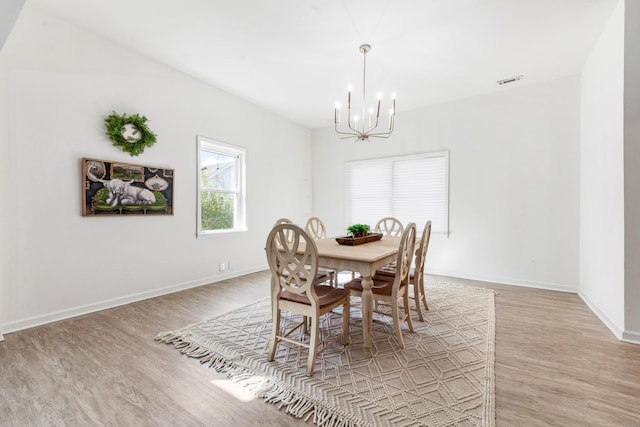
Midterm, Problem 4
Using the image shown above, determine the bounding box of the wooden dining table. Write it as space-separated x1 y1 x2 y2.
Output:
306 236 402 351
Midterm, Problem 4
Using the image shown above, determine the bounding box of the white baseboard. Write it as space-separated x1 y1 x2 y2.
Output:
578 291 625 340
426 269 579 293
0 265 267 336
622 329 640 345
578 292 640 346
3 266 636 347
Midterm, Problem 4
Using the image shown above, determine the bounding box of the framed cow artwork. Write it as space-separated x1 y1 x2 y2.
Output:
82 157 174 216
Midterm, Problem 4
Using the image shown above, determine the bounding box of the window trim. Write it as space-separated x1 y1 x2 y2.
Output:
197 135 247 237
344 150 450 235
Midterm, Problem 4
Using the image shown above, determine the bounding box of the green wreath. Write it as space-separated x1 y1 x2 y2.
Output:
104 111 157 156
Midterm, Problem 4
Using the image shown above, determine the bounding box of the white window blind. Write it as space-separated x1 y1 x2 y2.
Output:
346 151 449 234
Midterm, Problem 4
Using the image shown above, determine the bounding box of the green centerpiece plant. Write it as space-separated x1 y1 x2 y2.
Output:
347 223 370 238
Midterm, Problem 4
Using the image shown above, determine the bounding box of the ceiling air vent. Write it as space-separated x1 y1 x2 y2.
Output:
497 75 524 86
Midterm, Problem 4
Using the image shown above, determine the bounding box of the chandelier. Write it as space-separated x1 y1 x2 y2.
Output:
334 44 396 142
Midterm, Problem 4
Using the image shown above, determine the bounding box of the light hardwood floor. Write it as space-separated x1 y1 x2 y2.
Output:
1 271 639 426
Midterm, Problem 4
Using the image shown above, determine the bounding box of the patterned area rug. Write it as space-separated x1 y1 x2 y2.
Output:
156 281 496 427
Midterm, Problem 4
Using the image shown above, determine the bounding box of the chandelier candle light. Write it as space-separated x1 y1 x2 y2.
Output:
334 44 396 142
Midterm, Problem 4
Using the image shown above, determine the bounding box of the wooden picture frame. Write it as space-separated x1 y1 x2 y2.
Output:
82 157 174 216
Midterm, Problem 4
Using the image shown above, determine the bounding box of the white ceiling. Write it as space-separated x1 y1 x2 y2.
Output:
32 0 618 129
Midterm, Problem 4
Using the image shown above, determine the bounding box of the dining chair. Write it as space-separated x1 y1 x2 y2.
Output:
374 217 404 237
344 222 417 348
305 217 339 287
265 223 350 376
273 218 295 243
412 221 432 319
305 216 327 240
372 217 405 284
275 218 335 286
376 220 432 321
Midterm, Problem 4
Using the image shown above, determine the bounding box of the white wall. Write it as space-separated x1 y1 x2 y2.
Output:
579 0 626 337
311 76 580 291
2 1 634 343
623 0 640 340
0 6 18 341
0 0 25 51
0 3 311 333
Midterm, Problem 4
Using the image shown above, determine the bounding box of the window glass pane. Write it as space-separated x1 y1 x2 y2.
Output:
200 151 236 191
197 135 246 236
201 192 236 231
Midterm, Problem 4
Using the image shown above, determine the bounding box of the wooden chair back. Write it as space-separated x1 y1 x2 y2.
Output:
414 221 432 289
374 217 404 237
393 222 417 290
273 217 295 245
266 223 319 302
305 217 327 240
276 218 337 287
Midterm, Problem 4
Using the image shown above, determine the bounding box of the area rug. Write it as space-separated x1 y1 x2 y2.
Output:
156 281 496 427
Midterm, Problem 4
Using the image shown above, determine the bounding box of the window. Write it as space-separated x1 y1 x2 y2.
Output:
197 136 247 236
345 151 449 234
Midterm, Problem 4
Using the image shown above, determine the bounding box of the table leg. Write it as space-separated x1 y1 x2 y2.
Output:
360 275 374 350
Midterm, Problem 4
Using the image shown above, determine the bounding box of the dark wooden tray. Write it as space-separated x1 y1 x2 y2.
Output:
335 233 383 246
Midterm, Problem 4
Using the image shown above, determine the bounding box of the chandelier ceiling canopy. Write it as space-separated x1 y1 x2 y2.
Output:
334 44 395 142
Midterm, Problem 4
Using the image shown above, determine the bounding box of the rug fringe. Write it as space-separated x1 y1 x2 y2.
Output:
155 331 365 427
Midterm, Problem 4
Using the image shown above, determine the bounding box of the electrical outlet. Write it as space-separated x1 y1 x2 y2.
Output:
219 263 226 272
